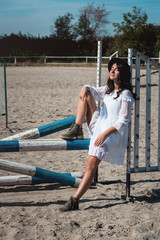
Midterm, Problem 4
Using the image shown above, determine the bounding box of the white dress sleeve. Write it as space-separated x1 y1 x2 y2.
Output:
84 85 107 101
113 90 134 135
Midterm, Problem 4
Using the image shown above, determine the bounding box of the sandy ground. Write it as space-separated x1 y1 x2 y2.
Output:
0 66 160 240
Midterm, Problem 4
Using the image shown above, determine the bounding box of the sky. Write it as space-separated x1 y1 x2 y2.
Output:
0 0 159 37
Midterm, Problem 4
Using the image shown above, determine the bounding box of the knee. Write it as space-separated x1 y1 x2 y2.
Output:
85 156 100 172
86 91 93 100
78 91 92 100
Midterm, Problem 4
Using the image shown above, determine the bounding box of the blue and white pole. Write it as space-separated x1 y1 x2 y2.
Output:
2 115 76 140
0 172 83 186
0 159 82 187
0 139 90 152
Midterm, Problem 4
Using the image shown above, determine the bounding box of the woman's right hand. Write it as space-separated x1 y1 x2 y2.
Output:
79 86 90 101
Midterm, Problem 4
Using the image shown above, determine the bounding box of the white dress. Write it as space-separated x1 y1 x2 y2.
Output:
85 85 134 165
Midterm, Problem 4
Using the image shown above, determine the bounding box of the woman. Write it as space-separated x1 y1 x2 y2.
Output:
60 58 134 211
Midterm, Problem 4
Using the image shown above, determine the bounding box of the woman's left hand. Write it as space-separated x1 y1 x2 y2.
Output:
94 133 107 146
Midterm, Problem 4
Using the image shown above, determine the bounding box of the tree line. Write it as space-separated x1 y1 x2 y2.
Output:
1 5 160 58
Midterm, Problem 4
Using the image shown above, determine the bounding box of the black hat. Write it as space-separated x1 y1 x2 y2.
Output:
108 58 128 72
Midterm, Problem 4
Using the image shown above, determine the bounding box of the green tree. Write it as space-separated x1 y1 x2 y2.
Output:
75 12 94 39
154 26 160 57
113 6 150 56
51 12 76 40
75 3 110 40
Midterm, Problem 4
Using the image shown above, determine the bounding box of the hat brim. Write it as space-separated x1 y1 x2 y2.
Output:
108 58 127 71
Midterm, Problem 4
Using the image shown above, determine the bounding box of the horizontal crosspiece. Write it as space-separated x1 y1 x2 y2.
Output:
2 115 76 140
0 159 82 187
0 172 83 186
0 139 90 152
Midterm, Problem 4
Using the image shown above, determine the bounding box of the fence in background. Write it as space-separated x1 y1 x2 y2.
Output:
1 52 160 65
0 55 112 65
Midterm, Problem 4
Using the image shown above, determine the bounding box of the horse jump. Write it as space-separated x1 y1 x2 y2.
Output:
0 159 82 187
0 139 90 152
2 115 76 140
0 172 83 186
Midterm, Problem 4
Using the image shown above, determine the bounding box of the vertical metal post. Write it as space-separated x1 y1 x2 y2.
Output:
126 173 131 198
145 58 151 171
3 60 8 128
158 67 160 170
94 40 102 183
126 48 133 198
96 40 102 108
134 53 140 172
127 49 133 166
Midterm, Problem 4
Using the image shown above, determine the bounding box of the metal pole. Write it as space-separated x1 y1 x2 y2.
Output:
96 40 102 91
94 40 102 183
126 173 131 198
126 48 133 198
145 58 151 171
134 52 140 172
3 60 8 128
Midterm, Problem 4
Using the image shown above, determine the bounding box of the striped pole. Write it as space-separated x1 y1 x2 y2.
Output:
95 40 102 183
0 175 48 186
0 172 83 186
2 115 76 140
0 139 90 152
0 159 81 187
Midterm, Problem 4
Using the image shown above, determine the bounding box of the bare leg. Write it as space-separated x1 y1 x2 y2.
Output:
59 94 100 211
75 92 97 126
74 92 99 199
74 156 101 200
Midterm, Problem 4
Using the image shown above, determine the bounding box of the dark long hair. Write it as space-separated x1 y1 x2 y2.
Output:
106 58 134 99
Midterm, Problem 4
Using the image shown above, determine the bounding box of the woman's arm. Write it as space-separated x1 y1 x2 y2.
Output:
113 91 134 135
94 126 117 146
